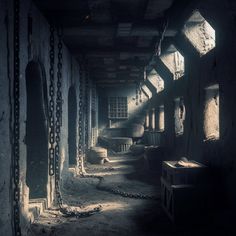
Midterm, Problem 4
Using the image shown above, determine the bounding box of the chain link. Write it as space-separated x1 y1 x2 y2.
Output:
155 19 168 56
48 25 55 176
59 205 102 218
49 35 157 220
75 66 158 201
77 64 85 176
84 63 89 149
135 82 139 106
138 82 142 103
79 173 158 201
47 32 102 218
54 28 63 208
97 180 159 200
13 0 21 235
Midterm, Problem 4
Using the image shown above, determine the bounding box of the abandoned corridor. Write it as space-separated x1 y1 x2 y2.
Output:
0 0 236 235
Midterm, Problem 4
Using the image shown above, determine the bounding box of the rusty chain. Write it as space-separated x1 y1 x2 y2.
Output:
97 179 159 200
48 24 55 176
135 81 139 105
75 66 158 201
77 172 159 201
54 27 63 208
139 83 142 103
48 36 101 217
155 18 168 56
84 65 89 150
47 31 157 221
77 63 85 176
13 0 21 235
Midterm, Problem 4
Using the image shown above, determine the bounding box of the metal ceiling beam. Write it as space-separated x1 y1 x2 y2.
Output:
90 72 142 78
72 48 153 56
96 79 136 83
97 83 135 87
64 25 177 37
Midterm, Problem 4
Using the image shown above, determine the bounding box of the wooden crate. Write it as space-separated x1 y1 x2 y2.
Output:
161 177 196 224
162 160 206 185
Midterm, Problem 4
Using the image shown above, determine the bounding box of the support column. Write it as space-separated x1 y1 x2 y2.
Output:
151 108 155 131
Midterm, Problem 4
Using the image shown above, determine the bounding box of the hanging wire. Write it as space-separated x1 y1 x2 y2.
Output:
155 18 169 57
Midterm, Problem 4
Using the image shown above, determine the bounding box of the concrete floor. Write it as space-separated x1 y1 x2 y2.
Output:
27 153 230 236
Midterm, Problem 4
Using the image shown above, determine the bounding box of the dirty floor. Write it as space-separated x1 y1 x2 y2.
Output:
27 153 229 236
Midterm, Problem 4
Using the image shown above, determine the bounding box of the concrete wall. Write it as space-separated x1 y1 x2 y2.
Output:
146 0 236 223
1 0 236 234
0 0 87 235
0 0 13 234
98 85 148 134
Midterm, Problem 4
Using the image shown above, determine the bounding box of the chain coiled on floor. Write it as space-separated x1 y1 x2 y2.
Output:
48 33 157 220
75 66 158 201
47 30 102 218
78 172 159 201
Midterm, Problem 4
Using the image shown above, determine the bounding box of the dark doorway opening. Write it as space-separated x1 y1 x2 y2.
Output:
68 86 77 165
26 61 48 199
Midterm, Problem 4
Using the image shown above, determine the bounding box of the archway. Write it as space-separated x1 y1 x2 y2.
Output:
68 86 77 165
26 61 48 199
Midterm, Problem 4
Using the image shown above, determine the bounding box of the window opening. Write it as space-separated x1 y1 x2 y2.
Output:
183 10 216 56
108 97 128 119
159 105 165 131
141 84 152 99
204 84 219 141
145 110 149 129
174 97 185 136
147 69 164 92
160 45 185 80
68 86 77 165
151 108 156 130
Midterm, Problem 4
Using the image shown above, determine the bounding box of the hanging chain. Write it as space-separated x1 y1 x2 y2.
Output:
75 75 158 200
84 64 89 150
48 33 157 219
139 83 142 103
13 0 21 235
77 64 85 176
54 27 63 208
75 68 158 201
47 29 102 218
135 82 139 105
155 19 168 56
58 62 102 217
91 84 97 146
48 25 55 176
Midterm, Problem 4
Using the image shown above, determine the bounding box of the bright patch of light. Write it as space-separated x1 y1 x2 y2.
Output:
160 45 185 80
183 10 216 56
147 69 164 93
204 84 219 141
142 84 152 99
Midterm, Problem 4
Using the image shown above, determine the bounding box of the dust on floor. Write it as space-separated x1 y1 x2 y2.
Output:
27 153 222 236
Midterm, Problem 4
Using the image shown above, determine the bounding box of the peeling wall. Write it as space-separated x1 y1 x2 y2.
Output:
146 0 236 220
98 85 148 135
0 0 85 235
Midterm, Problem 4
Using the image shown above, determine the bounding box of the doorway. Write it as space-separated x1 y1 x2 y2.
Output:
68 86 77 165
26 61 48 199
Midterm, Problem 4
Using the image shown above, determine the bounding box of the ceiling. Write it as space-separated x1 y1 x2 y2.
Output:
34 0 177 87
